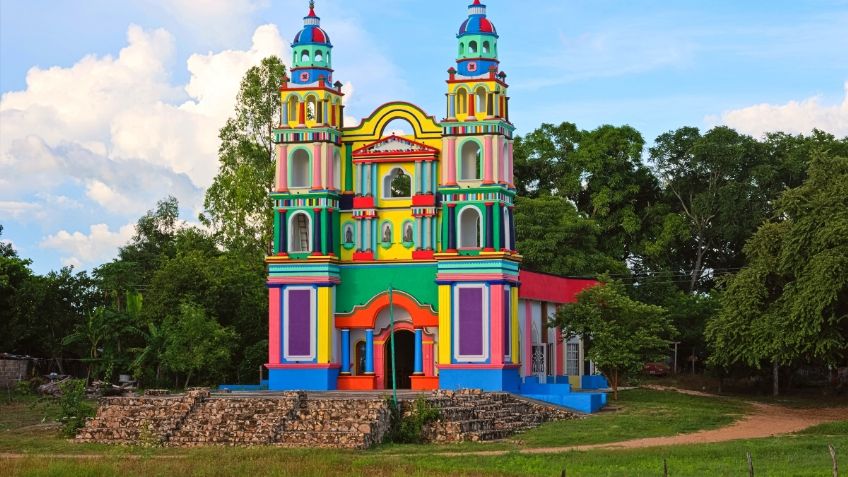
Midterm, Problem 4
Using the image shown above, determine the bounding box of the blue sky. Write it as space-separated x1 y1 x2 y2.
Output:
1 0 847 274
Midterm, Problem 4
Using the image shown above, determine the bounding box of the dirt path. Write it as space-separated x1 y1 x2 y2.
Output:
433 388 848 457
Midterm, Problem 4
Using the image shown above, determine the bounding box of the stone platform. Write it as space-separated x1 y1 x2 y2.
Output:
76 388 576 449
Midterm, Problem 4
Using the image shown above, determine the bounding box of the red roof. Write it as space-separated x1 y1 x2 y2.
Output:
478 18 494 32
518 270 598 304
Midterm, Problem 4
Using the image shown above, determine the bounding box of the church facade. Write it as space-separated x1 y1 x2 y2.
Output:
266 1 599 395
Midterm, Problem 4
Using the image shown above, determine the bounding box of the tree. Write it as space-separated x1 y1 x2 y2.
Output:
514 195 625 276
514 122 660 262
202 56 287 254
706 149 848 395
162 302 237 388
555 279 675 399
0 224 35 352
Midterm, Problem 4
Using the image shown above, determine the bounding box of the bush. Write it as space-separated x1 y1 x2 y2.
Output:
57 379 94 437
386 396 440 444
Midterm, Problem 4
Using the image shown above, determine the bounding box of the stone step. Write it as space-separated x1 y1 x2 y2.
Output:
276 430 372 449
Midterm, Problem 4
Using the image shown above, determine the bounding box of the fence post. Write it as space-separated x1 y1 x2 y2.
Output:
560 469 566 477
663 458 668 477
746 452 754 477
828 444 838 477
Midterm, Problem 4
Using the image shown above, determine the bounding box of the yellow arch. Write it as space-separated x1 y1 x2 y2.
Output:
343 101 441 142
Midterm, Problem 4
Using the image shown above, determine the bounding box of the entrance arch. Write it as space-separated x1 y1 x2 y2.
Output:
383 330 415 389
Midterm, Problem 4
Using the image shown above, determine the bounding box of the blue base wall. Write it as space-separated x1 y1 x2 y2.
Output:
521 392 607 414
269 368 339 391
439 368 521 392
581 375 609 389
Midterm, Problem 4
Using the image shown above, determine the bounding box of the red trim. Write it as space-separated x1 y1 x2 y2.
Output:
265 363 341 369
352 251 375 261
518 270 599 304
353 196 375 209
437 364 521 370
410 376 439 390
412 194 436 206
337 375 376 390
353 155 437 164
412 250 435 260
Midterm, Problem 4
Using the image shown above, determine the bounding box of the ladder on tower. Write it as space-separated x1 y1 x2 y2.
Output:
296 214 310 251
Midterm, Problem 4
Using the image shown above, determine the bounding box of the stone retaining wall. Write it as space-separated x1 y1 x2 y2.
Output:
77 388 575 449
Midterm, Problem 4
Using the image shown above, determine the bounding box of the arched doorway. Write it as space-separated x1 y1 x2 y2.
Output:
383 330 415 389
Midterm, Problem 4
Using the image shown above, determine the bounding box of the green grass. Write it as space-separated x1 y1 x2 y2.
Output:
0 389 844 476
376 388 750 454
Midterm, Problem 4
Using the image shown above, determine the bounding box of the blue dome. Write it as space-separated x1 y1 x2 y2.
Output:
292 3 332 46
457 1 497 37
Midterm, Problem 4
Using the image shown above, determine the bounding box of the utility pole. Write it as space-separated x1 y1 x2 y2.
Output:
671 341 680 374
389 286 398 407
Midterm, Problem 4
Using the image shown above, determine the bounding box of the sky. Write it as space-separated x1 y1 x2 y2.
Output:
1 0 847 274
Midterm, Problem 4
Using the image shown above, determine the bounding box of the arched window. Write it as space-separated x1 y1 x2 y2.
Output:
469 41 478 54
383 167 411 198
287 96 299 124
342 223 354 245
305 96 317 121
459 42 465 55
380 222 393 245
475 86 488 116
456 88 468 115
483 41 491 54
332 150 341 190
314 50 323 62
290 149 310 188
458 207 482 249
402 221 414 244
289 212 311 253
300 50 309 63
460 141 481 180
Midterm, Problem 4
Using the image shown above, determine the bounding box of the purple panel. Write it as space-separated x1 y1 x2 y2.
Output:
458 287 483 356
503 288 510 358
287 289 312 356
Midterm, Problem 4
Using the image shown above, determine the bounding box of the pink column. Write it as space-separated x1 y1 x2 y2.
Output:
268 288 281 364
507 141 515 188
311 143 322 190
483 135 494 184
524 300 533 377
490 284 505 365
276 144 288 192
326 146 335 191
423 342 434 376
495 136 504 184
446 137 457 185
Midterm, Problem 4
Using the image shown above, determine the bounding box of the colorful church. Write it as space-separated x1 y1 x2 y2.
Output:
265 1 605 410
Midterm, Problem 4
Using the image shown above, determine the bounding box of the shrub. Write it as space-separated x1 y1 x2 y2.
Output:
57 379 94 437
386 396 440 444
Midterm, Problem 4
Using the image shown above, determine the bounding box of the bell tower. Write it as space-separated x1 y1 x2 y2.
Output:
266 1 345 390
435 0 521 391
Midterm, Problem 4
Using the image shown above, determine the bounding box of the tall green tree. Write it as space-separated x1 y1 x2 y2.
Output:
514 122 660 262
202 56 287 254
162 302 238 388
514 195 625 276
706 149 848 395
555 279 675 399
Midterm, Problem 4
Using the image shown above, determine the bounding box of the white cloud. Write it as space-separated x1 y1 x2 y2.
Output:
711 81 848 138
0 201 45 221
40 223 136 269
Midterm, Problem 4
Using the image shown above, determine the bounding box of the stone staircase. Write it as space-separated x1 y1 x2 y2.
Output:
77 388 575 449
168 393 304 447
76 388 208 445
422 389 574 443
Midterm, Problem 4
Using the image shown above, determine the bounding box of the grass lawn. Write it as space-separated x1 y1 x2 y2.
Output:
1 389 845 476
